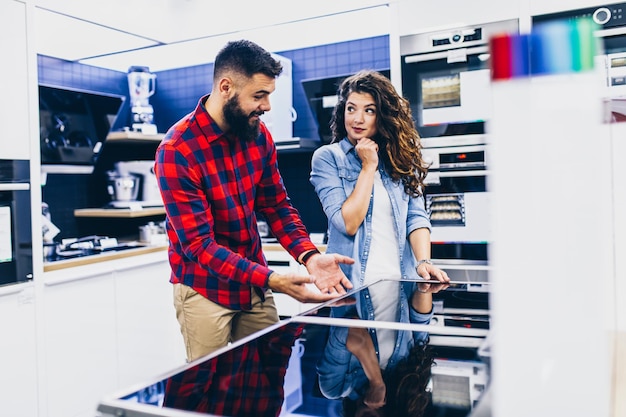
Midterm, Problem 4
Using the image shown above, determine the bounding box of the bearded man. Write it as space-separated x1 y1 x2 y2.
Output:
155 39 354 361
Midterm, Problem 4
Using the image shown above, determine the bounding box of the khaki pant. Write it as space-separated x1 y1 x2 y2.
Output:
173 283 279 362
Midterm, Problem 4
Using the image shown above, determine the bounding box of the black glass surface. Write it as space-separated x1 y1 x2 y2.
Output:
38 84 125 165
97 280 491 417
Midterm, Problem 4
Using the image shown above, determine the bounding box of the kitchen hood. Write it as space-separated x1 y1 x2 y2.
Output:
38 84 126 165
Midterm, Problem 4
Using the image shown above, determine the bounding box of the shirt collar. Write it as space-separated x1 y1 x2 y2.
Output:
192 94 225 143
339 137 354 155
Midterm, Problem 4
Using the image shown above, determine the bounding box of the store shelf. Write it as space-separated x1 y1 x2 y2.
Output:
74 207 165 218
41 164 94 175
106 131 165 141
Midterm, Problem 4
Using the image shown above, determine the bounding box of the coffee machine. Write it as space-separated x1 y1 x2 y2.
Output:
127 66 157 134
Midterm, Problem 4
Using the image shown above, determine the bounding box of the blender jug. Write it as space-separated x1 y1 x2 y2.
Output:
128 66 156 107
127 66 157 131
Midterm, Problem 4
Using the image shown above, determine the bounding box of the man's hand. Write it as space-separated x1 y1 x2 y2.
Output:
305 253 354 294
267 272 345 304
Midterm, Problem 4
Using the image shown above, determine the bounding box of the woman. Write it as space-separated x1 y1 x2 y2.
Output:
310 70 449 414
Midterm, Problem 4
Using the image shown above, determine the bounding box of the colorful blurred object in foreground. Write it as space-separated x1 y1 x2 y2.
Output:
490 18 599 80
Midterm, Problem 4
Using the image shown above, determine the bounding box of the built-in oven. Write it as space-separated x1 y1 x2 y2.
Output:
0 159 33 286
400 20 519 283
400 19 518 146
421 141 491 284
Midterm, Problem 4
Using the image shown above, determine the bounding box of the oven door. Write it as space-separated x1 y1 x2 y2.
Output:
0 184 33 286
400 19 518 142
402 47 492 140
425 172 490 258
422 144 491 283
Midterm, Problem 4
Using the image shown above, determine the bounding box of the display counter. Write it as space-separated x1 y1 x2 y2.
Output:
98 279 492 417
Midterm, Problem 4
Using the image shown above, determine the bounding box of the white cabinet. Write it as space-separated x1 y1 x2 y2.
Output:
40 251 185 417
0 0 32 160
0 284 38 417
42 269 118 417
114 255 186 387
264 246 321 317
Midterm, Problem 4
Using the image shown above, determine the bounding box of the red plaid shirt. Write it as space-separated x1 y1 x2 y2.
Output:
155 95 316 309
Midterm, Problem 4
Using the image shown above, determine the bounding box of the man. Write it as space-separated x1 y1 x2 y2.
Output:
155 39 353 362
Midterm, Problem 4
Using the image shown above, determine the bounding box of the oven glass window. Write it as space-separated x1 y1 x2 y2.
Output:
0 206 12 263
402 53 491 138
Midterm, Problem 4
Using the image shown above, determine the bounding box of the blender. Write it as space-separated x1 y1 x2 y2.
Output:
127 66 157 134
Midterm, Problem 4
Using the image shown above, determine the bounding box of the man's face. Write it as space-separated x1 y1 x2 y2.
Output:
223 73 275 142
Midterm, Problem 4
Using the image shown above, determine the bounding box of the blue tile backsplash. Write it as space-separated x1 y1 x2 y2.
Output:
38 36 389 142
37 36 390 235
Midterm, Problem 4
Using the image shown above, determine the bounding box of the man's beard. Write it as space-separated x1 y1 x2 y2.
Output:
223 94 262 142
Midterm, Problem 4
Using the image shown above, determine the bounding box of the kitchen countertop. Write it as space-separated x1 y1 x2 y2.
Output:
43 242 326 272
74 207 166 218
43 244 168 272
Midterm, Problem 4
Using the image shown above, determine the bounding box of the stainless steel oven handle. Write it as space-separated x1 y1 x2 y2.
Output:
595 26 626 38
431 169 491 178
0 183 30 191
404 45 489 63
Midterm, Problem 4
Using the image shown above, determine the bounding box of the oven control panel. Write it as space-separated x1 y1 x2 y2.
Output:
533 3 626 29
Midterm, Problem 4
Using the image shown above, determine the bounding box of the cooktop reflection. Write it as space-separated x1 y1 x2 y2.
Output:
97 279 491 417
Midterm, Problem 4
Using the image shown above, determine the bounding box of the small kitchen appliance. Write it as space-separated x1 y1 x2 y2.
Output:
106 171 140 208
127 66 157 134
114 160 163 208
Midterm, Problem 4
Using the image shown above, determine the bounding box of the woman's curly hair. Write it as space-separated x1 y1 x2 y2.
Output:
341 343 435 417
330 70 430 196
383 343 436 417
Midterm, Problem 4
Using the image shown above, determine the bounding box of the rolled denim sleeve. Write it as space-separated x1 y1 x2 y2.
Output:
406 193 431 237
410 302 434 346
316 326 356 400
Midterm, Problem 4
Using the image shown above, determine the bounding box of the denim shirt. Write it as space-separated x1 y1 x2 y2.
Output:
311 138 434 400
316 298 432 401
310 137 432 286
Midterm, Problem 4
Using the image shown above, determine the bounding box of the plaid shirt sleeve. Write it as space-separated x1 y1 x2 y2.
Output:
254 131 317 259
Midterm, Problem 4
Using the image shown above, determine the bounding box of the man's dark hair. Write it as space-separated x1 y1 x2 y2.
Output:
213 39 283 81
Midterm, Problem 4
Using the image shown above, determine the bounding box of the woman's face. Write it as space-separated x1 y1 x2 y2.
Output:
344 92 378 145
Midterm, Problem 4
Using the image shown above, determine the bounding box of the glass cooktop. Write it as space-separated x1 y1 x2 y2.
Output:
97 279 492 417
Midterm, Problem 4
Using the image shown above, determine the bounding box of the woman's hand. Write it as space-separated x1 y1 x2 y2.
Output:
416 262 450 283
354 137 379 170
363 381 387 409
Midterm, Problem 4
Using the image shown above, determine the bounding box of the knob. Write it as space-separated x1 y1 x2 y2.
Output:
593 7 611 25
450 32 463 44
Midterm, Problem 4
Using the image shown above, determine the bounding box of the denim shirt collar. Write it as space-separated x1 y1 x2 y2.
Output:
339 137 355 155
